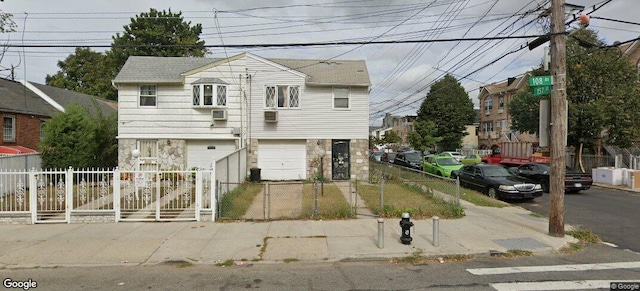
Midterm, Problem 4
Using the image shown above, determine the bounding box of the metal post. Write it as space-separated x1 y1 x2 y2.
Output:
377 218 385 249
380 179 385 213
349 179 353 216
432 216 440 247
313 182 319 217
456 176 460 205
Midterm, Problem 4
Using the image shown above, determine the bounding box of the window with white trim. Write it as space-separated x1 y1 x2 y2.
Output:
333 87 350 109
193 84 227 107
498 97 504 110
3 115 15 142
483 121 493 132
484 97 493 112
139 85 157 107
265 85 300 108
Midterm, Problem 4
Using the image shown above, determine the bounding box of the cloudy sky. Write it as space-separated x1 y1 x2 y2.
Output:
1 0 637 125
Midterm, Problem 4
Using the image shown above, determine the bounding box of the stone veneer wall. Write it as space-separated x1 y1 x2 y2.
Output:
118 139 187 171
247 138 368 181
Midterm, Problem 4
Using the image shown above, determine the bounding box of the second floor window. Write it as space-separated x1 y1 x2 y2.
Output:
483 121 493 132
265 85 300 108
498 97 504 109
484 97 493 112
3 115 15 142
333 87 350 109
193 84 227 107
139 85 157 107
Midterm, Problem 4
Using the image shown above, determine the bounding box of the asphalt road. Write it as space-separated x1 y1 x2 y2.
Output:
511 186 640 252
2 244 638 291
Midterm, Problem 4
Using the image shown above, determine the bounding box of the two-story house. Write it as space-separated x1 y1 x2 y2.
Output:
0 78 116 154
477 74 538 150
113 53 370 181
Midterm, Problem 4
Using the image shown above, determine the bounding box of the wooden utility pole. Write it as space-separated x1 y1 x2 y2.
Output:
549 0 567 237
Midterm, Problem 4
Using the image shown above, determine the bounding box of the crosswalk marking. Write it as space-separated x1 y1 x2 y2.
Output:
491 280 639 291
467 261 640 275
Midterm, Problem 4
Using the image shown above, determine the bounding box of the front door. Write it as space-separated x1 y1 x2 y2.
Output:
332 140 350 180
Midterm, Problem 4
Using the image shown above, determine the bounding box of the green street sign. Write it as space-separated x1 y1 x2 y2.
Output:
533 85 551 96
529 75 553 86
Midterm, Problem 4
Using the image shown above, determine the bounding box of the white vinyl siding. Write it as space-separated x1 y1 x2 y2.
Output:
257 140 306 180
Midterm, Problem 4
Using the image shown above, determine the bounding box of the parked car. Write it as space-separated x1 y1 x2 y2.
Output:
393 151 423 170
422 154 463 178
509 163 593 193
461 154 482 165
452 164 543 200
369 151 383 162
439 151 464 162
381 152 397 163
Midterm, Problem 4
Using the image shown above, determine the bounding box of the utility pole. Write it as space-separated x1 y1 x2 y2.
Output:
549 0 567 237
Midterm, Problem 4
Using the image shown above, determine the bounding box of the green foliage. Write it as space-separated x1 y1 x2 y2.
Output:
383 130 401 144
409 119 442 152
40 104 118 169
417 75 475 151
47 8 207 101
40 105 96 169
0 10 16 33
45 48 116 100
508 87 543 135
566 29 640 150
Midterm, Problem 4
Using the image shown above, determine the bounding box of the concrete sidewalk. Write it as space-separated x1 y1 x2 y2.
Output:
0 200 576 269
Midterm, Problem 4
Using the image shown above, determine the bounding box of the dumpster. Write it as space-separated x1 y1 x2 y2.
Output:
250 167 261 183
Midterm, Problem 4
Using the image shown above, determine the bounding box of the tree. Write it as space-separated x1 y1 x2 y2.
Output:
45 48 114 99
108 8 207 69
408 119 442 152
46 8 207 100
0 10 16 33
416 74 475 151
382 130 401 145
509 29 640 154
40 104 118 169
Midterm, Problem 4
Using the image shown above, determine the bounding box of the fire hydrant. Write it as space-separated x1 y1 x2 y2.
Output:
399 212 413 245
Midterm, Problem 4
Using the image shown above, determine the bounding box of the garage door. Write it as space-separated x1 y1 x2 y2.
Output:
258 140 307 180
187 140 238 170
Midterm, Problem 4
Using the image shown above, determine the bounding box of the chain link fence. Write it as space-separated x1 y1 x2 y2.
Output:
217 180 355 221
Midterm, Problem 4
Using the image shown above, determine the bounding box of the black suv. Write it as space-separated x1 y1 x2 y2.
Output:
393 151 423 170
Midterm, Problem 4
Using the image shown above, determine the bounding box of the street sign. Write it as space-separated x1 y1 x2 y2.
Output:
533 85 551 96
529 75 553 87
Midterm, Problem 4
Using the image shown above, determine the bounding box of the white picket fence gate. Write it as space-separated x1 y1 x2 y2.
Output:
0 168 217 224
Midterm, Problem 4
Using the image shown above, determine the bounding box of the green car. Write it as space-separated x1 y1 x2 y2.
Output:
422 155 463 178
461 154 482 165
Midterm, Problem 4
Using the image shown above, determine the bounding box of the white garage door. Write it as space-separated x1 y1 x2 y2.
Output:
258 140 307 180
187 140 238 170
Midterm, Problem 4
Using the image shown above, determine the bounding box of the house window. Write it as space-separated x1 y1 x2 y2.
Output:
333 87 350 109
498 97 504 112
483 121 493 132
139 85 157 107
484 97 493 113
40 120 46 141
265 85 300 108
496 120 503 130
3 115 15 142
193 84 226 107
137 140 158 162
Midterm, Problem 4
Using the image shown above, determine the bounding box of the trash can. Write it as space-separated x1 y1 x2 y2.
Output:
250 167 261 183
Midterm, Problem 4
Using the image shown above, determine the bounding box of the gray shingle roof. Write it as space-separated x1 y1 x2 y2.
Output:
31 83 117 118
0 78 56 116
113 54 371 87
267 58 370 87
113 56 219 84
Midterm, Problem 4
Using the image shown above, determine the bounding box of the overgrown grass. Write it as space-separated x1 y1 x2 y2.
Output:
301 183 352 219
219 183 263 219
493 249 533 258
369 161 508 208
358 181 464 219
567 226 601 244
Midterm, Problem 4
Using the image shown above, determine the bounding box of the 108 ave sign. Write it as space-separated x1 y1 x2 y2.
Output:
529 75 553 86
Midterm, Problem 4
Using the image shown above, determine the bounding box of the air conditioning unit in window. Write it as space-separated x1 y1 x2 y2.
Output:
211 109 227 121
264 110 278 122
